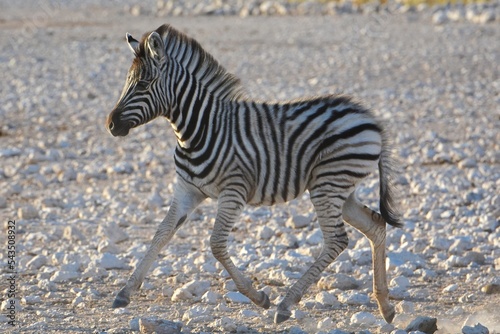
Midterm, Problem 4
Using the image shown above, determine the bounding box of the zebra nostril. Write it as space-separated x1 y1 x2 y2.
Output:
109 121 115 130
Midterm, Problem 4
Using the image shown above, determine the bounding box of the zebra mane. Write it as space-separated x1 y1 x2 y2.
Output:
136 24 246 101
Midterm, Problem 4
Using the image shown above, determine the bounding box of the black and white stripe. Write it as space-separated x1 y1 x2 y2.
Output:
107 24 401 324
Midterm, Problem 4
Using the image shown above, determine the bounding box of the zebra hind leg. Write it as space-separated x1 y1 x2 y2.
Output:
342 192 395 323
275 185 351 324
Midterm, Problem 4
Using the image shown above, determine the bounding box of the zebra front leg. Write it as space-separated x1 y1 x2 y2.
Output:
275 188 349 324
342 192 395 323
112 180 206 308
210 192 271 309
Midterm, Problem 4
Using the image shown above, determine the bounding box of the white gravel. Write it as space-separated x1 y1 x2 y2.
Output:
0 1 499 333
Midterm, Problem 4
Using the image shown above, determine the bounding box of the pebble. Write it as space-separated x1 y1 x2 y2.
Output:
315 291 339 306
97 253 127 270
317 317 334 330
18 205 39 219
286 214 312 229
443 284 459 293
337 292 369 305
26 255 48 270
256 225 274 240
201 290 220 304
224 291 251 304
97 222 129 244
350 311 376 326
138 317 182 334
50 271 80 283
462 323 490 334
63 226 86 243
405 316 438 334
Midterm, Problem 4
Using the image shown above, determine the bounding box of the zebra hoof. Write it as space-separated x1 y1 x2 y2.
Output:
112 290 130 308
258 290 271 309
274 309 291 324
381 304 395 324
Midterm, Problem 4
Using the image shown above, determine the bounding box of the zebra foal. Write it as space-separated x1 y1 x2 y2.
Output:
106 24 402 324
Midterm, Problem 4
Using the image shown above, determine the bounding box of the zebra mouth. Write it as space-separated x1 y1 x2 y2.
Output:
108 122 131 137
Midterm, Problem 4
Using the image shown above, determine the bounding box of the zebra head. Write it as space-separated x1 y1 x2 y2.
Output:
107 32 167 137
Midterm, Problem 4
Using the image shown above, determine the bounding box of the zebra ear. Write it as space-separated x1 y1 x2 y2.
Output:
126 33 140 56
146 31 165 62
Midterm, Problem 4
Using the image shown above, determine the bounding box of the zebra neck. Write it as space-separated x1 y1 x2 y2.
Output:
169 90 223 152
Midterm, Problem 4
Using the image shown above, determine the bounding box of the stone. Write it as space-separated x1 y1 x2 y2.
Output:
396 300 415 313
286 214 311 229
462 323 489 334
337 292 369 305
63 226 86 242
18 205 39 219
26 255 48 270
22 295 42 305
201 290 219 304
239 309 260 318
432 10 448 25
391 276 411 289
50 271 80 283
443 284 459 293
138 317 182 334
256 225 274 240
98 221 129 244
97 253 127 270
224 291 251 304
405 316 438 334
317 317 334 330
315 291 338 306
351 311 376 326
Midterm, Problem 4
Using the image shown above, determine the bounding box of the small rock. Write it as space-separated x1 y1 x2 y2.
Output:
433 10 448 25
292 309 307 321
239 309 260 318
182 305 211 321
97 253 127 270
98 221 129 244
0 196 7 208
224 291 251 304
351 311 376 326
130 318 140 331
201 290 220 304
333 273 360 290
18 205 39 219
317 317 334 330
405 316 438 334
315 291 338 306
216 317 238 333
462 323 490 334
22 296 42 305
257 225 274 240
63 226 86 242
139 317 181 334
50 271 80 283
443 284 459 293
391 276 411 289
26 255 48 270
396 300 415 313
286 214 311 229
338 292 369 305
171 288 193 302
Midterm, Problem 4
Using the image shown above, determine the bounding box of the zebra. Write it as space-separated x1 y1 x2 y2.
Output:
106 24 402 324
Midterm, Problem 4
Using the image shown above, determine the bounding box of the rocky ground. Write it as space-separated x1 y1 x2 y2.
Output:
0 1 499 333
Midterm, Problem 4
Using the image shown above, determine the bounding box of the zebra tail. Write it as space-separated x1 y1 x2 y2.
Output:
378 135 403 228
